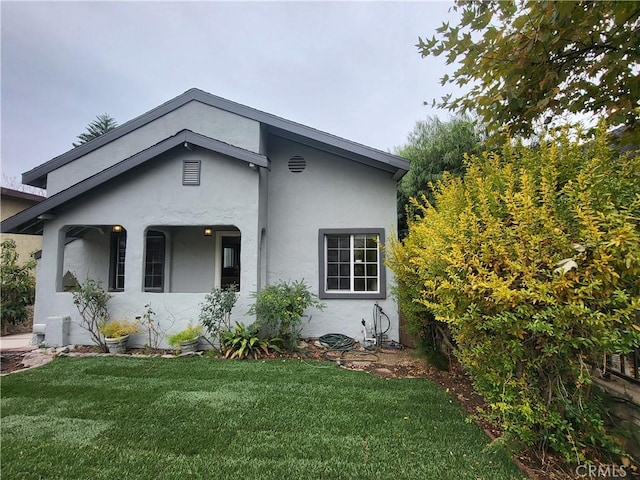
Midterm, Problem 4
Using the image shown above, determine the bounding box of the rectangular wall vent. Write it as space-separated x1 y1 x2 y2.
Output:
182 160 201 186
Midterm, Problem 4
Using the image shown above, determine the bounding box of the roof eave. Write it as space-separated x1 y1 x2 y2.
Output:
4 129 268 235
22 88 408 187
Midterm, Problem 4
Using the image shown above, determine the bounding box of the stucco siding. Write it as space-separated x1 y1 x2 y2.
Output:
34 147 260 347
47 101 261 195
265 136 399 341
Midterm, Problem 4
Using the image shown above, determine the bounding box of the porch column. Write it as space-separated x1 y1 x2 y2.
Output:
124 226 144 293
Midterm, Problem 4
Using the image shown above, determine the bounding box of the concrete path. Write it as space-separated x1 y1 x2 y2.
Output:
0 333 36 351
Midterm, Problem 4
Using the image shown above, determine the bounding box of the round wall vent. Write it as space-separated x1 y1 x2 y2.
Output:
288 156 306 173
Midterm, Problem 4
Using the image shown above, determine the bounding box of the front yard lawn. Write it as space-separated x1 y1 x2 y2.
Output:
1 357 526 479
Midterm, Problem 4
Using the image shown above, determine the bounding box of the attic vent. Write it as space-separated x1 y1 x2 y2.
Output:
182 160 201 185
288 156 306 173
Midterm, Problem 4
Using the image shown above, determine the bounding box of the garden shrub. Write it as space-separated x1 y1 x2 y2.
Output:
387 126 640 462
249 279 324 350
0 240 36 335
72 278 111 351
199 285 238 349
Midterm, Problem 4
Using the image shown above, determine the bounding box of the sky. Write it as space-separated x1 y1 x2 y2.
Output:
1 1 459 190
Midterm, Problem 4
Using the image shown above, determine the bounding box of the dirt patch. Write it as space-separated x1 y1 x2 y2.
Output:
0 352 28 374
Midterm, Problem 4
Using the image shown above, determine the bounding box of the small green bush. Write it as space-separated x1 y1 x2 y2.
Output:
248 280 324 350
387 125 640 462
72 278 111 351
199 285 238 348
167 324 202 346
99 319 139 339
222 322 282 359
0 240 35 335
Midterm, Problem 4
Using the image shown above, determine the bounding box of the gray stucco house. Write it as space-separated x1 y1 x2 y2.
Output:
1 88 409 347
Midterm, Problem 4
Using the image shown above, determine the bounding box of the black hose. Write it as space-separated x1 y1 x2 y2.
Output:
319 333 357 351
318 334 380 364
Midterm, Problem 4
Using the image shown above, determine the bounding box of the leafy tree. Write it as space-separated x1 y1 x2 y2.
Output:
0 240 36 335
72 114 118 147
387 125 640 461
418 1 640 140
396 116 483 237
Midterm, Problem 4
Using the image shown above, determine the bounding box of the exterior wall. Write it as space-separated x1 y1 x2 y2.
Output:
168 226 216 293
35 147 260 347
47 102 261 195
265 136 399 341
62 231 110 287
1 195 43 264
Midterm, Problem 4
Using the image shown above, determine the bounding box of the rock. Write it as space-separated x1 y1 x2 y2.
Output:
21 351 54 368
297 340 309 349
56 346 70 354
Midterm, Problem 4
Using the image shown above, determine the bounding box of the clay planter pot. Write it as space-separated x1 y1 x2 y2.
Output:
178 337 199 354
105 334 130 354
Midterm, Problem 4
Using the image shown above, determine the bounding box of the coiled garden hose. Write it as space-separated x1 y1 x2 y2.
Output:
319 333 379 364
319 333 357 351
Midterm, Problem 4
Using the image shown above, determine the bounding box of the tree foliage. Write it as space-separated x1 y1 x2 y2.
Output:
72 114 118 147
418 1 640 140
397 116 483 236
0 240 36 335
387 126 640 461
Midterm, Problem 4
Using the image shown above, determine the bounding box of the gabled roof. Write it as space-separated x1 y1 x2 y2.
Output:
23 88 409 188
2 130 268 235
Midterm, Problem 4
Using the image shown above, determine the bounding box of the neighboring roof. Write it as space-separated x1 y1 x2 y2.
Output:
1 130 268 235
23 88 409 188
1 187 46 203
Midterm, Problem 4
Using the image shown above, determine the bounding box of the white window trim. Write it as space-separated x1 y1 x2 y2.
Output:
318 228 386 300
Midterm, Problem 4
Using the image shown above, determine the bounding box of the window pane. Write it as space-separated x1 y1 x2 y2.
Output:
223 247 235 268
110 231 126 291
323 231 383 296
145 231 165 291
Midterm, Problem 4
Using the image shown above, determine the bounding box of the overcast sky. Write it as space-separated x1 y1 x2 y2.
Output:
1 1 458 190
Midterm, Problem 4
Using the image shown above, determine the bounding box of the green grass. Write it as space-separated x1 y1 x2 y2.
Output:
1 357 526 479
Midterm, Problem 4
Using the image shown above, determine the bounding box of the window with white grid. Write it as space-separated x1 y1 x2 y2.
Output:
319 228 386 299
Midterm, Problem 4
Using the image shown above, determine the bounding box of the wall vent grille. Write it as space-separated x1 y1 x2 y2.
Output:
288 156 306 173
182 160 201 185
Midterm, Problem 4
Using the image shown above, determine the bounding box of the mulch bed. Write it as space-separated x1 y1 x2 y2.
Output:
0 351 29 374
